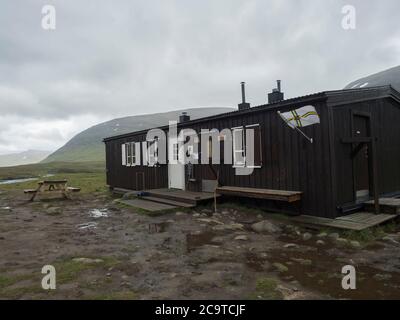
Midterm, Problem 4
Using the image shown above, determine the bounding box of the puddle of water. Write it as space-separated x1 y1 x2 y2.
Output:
0 178 38 185
245 252 268 272
267 247 400 299
77 222 98 230
186 231 219 252
89 209 109 218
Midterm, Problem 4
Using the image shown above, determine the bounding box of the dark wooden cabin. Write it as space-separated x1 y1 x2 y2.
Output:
103 85 400 219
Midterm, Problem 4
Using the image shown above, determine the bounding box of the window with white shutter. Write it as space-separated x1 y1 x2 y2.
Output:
135 142 141 166
121 143 126 166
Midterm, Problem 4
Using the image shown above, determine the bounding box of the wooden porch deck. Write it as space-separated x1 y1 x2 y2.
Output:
145 188 218 205
364 197 400 215
291 212 397 231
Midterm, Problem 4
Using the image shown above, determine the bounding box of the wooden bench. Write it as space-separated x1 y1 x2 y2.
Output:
24 189 37 194
67 187 81 193
215 186 303 214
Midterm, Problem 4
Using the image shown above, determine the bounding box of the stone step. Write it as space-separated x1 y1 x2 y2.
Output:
364 198 400 215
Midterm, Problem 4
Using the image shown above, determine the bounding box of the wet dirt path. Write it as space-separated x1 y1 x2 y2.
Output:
0 190 399 299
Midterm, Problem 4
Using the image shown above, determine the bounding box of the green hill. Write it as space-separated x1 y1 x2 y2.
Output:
43 107 233 163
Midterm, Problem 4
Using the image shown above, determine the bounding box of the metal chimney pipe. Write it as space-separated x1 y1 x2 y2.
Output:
277 80 281 92
241 82 246 103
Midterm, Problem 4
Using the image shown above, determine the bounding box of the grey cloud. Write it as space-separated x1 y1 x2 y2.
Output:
0 0 399 152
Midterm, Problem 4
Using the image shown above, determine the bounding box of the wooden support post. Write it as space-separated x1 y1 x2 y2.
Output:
369 139 380 214
30 184 41 201
214 189 217 213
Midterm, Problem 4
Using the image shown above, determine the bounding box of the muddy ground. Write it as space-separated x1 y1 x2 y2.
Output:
0 190 400 300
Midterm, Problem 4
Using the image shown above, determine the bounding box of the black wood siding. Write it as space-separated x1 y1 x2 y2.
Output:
105 97 336 218
104 87 400 219
332 97 400 213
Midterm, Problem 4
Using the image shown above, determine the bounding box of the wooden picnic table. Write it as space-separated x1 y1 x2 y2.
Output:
24 180 81 201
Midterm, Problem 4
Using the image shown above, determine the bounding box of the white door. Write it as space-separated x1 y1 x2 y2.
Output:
168 141 185 190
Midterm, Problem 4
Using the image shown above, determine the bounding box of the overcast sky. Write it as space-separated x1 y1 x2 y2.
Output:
0 0 399 154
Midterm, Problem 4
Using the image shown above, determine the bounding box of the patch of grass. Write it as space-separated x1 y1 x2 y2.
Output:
0 284 44 299
250 277 283 300
0 273 42 299
342 222 398 244
0 172 106 194
55 256 121 285
342 229 379 243
85 290 138 300
0 274 35 290
0 275 19 289
0 161 105 180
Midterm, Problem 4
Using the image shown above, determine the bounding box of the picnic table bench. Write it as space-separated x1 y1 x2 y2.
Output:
24 180 81 201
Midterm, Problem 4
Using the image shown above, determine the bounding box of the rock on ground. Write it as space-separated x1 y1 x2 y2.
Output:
273 262 289 273
234 235 248 241
46 207 62 215
283 243 299 249
336 238 348 245
251 220 281 233
328 233 340 240
302 233 312 241
350 240 361 248
212 223 244 231
72 258 104 264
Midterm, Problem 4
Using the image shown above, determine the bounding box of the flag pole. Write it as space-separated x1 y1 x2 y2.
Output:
277 111 313 144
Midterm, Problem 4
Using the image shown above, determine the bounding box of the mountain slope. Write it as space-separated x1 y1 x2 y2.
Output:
0 150 50 167
43 107 234 163
344 65 400 92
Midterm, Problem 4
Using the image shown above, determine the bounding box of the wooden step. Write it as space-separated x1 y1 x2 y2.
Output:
119 199 178 212
141 196 195 208
364 198 400 215
147 191 198 205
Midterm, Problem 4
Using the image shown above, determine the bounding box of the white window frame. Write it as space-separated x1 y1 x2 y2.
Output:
135 142 141 166
231 124 262 169
232 127 245 168
131 142 136 166
126 142 132 166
